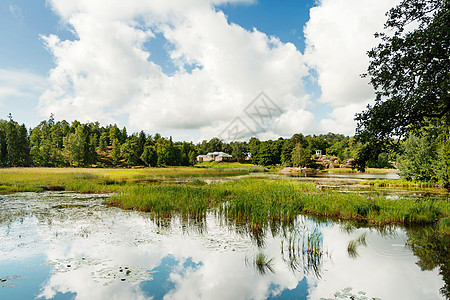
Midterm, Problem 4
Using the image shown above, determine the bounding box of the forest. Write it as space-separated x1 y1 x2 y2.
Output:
0 114 387 169
0 113 448 186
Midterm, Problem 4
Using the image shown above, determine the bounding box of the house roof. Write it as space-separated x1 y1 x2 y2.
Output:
205 152 232 157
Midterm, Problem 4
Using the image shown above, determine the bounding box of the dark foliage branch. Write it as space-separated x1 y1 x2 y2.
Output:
355 0 449 170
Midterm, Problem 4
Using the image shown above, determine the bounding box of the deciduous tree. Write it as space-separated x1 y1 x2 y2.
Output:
355 0 449 170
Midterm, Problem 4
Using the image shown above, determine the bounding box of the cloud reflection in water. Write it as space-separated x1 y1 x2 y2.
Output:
0 192 445 300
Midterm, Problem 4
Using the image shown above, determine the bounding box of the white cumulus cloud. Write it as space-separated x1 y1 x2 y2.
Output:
39 0 400 139
304 0 401 135
40 0 309 139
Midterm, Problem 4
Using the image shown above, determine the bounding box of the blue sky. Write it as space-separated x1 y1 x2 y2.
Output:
219 0 314 52
0 0 396 141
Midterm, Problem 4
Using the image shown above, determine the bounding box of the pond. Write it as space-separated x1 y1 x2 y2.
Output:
279 172 449 201
0 192 447 299
314 172 400 180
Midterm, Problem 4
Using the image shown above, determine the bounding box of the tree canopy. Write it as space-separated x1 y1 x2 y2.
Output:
355 0 449 170
0 114 362 169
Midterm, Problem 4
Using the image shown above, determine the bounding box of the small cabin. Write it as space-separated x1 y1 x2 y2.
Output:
315 150 322 156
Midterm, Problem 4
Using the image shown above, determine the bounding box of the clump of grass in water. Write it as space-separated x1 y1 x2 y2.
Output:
356 232 367 246
107 184 219 218
253 253 275 275
347 240 359 258
280 227 325 278
347 231 369 258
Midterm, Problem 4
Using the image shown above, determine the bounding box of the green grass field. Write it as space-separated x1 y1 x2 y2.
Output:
0 165 263 193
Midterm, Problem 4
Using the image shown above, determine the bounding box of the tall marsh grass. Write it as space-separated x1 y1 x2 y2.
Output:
109 178 449 231
107 184 222 217
360 179 441 188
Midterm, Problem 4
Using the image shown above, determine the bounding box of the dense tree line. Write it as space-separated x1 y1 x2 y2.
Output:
0 114 30 167
247 133 372 167
0 115 371 168
2 114 446 184
0 115 202 168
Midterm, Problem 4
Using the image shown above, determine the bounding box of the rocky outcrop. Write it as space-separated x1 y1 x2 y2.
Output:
279 167 317 175
314 155 354 169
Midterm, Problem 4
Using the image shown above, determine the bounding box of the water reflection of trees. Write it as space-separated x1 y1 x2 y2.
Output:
340 221 450 299
406 226 449 298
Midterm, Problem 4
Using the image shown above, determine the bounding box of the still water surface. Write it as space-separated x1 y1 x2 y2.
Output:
0 192 446 299
314 172 400 180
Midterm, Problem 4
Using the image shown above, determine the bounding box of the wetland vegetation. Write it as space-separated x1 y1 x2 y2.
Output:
108 178 449 231
1 167 448 234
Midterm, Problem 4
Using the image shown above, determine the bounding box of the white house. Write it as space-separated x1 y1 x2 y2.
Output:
196 152 233 162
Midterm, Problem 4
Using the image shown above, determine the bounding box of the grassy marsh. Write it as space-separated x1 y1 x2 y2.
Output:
1 167 448 233
108 178 449 232
360 179 443 188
